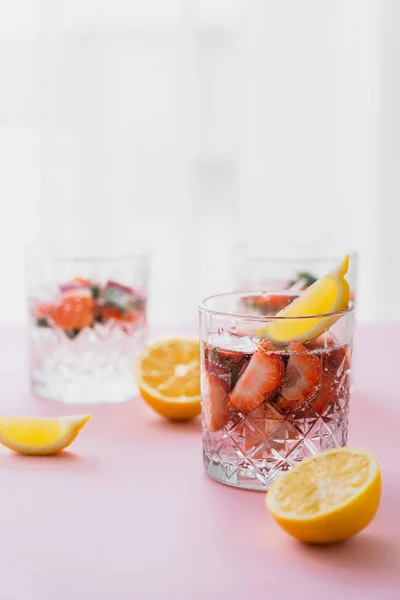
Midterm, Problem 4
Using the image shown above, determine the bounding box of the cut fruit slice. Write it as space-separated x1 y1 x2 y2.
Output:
204 343 253 391
325 344 351 373
51 289 94 331
135 338 201 421
311 368 345 416
275 341 322 412
266 447 381 543
203 372 230 431
0 414 91 456
227 341 284 414
259 255 350 344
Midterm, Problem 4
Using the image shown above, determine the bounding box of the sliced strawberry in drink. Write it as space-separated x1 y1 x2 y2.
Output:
203 373 230 431
205 358 230 377
275 341 322 412
100 306 144 323
204 358 232 392
51 289 94 331
203 343 253 391
34 302 54 320
216 347 249 364
227 340 284 415
123 310 143 324
325 344 351 373
311 366 350 416
100 306 124 321
306 332 335 350
311 369 337 415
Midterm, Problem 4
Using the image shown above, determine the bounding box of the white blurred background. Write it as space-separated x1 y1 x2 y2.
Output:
0 0 398 327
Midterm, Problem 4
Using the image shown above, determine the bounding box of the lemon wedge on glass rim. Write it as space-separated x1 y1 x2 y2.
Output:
258 255 350 344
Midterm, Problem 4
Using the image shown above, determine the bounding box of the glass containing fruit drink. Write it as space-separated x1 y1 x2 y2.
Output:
199 256 354 490
26 247 149 404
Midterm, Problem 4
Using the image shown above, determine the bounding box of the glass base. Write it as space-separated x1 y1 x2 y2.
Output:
204 455 273 491
30 322 146 405
203 410 349 492
32 377 137 404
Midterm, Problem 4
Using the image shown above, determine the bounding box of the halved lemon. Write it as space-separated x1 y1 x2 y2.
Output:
266 447 381 544
0 414 91 455
135 338 201 421
259 255 350 344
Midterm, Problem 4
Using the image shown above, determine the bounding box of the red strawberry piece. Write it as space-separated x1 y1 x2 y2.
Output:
276 341 322 412
203 343 243 366
306 332 335 350
311 369 337 415
311 367 350 416
216 347 248 364
51 289 94 331
205 359 230 378
204 359 232 392
34 302 55 320
325 344 351 373
123 310 144 324
261 294 294 313
203 343 253 391
203 373 230 431
100 306 124 321
227 340 284 414
203 343 230 381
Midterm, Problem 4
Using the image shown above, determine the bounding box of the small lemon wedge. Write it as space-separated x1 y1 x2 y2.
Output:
266 447 381 544
0 414 91 455
259 255 350 344
135 338 201 421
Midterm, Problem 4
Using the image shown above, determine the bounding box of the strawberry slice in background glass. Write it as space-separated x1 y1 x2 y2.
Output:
232 247 358 303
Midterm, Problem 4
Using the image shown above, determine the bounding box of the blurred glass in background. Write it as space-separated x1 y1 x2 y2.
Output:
233 247 358 301
26 242 149 403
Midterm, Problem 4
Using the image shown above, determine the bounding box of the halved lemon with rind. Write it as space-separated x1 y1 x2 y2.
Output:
259 255 350 344
266 447 381 544
135 338 201 421
0 414 91 455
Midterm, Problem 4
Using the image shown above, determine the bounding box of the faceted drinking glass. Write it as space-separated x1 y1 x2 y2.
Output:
26 247 150 404
199 292 355 491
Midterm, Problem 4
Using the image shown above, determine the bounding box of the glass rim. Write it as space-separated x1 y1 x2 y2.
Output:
24 242 151 263
198 291 355 321
233 246 358 265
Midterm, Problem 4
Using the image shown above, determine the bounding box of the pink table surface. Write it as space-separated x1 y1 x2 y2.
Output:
0 325 399 599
